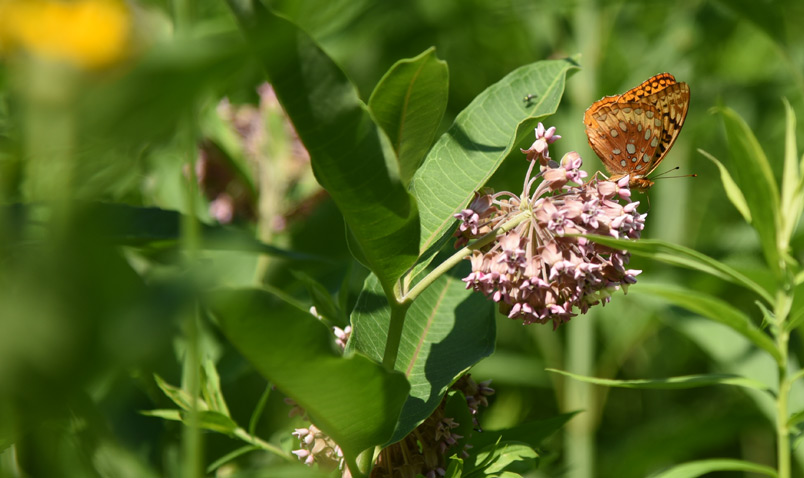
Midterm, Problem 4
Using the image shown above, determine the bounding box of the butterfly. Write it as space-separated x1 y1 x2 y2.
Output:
584 73 690 191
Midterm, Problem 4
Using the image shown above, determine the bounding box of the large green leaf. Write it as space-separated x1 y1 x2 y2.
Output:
411 58 578 268
209 288 410 471
369 48 449 186
718 107 781 276
226 1 419 292
350 264 495 444
648 458 777 478
633 283 780 363
583 236 773 304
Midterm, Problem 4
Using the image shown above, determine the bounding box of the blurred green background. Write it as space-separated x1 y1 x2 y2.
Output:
1 0 804 477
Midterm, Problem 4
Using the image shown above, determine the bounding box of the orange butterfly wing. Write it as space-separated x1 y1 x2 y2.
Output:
584 73 690 191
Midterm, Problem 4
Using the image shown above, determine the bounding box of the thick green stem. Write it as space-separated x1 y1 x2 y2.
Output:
382 302 411 371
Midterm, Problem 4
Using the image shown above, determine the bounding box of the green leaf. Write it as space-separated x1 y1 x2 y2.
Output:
718 106 782 276
227 1 419 292
581 236 773 304
466 443 538 477
648 458 777 478
209 288 410 469
351 265 495 444
633 283 781 363
206 445 260 474
140 409 182 421
182 410 239 435
292 270 342 325
369 48 449 186
153 374 209 412
443 391 476 456
699 149 751 223
140 408 238 435
445 456 464 478
412 58 578 270
202 358 230 416
82 31 252 149
781 98 803 250
547 369 772 392
788 409 804 428
468 413 576 451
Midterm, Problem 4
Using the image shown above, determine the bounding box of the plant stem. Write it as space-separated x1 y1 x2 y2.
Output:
381 210 531 370
775 285 793 478
401 210 531 304
233 428 292 460
565 314 595 478
777 332 791 478
382 301 411 371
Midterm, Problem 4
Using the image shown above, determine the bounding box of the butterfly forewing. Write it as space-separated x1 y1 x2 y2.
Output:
583 73 690 190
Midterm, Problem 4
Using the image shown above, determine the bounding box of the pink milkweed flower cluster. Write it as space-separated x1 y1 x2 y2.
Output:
455 124 645 328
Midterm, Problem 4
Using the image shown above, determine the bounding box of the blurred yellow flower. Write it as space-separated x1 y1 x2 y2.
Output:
0 0 131 69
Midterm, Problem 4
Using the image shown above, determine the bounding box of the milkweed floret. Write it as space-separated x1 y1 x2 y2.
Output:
455 124 644 328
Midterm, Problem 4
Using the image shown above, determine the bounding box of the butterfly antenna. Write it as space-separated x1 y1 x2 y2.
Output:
652 166 697 180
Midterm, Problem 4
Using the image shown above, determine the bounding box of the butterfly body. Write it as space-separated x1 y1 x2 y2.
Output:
584 73 690 191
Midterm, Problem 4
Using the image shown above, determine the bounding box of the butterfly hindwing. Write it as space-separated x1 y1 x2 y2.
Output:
585 101 665 181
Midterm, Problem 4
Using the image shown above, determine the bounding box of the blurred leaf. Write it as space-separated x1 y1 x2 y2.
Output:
699 149 751 223
209 288 410 469
82 31 251 147
468 413 577 451
66 202 316 260
271 0 373 38
583 236 773 304
648 458 777 478
140 408 237 435
206 445 260 474
351 264 495 444
788 408 804 428
411 58 578 274
633 283 781 363
781 98 803 249
140 409 182 421
226 1 419 293
369 47 449 186
292 270 342 325
202 358 230 416
718 106 781 276
718 0 787 47
153 374 208 412
547 369 772 392
182 410 239 435
788 304 804 331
